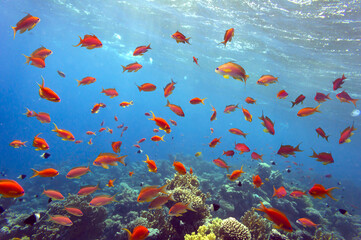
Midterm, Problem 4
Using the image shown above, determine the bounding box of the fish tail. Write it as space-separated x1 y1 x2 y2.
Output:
148 111 156 121
32 110 38 117
40 76 45 88
121 65 126 73
165 99 170 107
168 193 175 202
351 99 359 108
159 183 169 194
255 201 266 213
186 202 197 212
218 41 226 46
117 155 127 166
147 43 151 49
76 79 81 87
73 36 82 47
52 122 58 132
185 37 191 44
326 93 331 100
122 228 132 239
260 155 264 162
201 98 207 105
291 101 295 108
295 142 302 152
310 148 317 158
325 135 330 142
315 104 321 113
326 187 339 201
161 135 165 142
11 26 17 39
272 186 276 197
22 54 30 64
30 168 39 178
342 74 346 80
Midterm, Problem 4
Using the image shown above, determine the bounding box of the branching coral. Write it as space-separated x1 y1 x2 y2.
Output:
313 228 335 240
241 208 271 240
219 217 252 240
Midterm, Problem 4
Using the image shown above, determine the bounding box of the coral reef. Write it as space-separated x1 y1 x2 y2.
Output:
219 217 251 240
240 208 271 240
269 229 290 240
184 218 222 240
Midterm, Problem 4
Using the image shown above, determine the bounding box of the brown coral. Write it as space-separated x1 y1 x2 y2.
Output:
241 208 271 240
219 217 252 240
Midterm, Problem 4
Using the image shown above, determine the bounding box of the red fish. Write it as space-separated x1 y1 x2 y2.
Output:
210 105 217 121
122 62 142 72
137 138 146 144
148 194 175 210
123 226 149 240
296 218 319 228
210 128 214 134
10 140 27 148
169 202 196 216
166 100 185 117
112 141 122 153
259 111 275 135
219 28 234 46
193 56 199 66
114 116 118 121
235 143 250 154
148 111 171 133
93 153 127 169
297 105 321 117
190 167 193 175
101 88 118 98
86 131 96 136
290 190 307 198
251 152 263 161
213 158 230 172
137 184 169 202
315 127 329 141
277 143 302 158
31 168 58 178
106 179 116 187
33 133 49 151
89 194 117 207
242 106 252 122
91 103 106 114
76 76 96 86
164 79 176 97
252 175 263 188
64 207 83 217
0 179 25 198
31 46 52 59
277 90 288 99
48 215 72 226
222 150 235 157
37 76 61 102
224 103 239 113
33 111 51 124
11 13 40 39
273 186 287 198
23 54 45 68
75 140 82 144
314 92 331 103
43 189 64 200
66 166 91 179
119 101 133 108
173 161 187 175
129 171 134 177
77 183 100 196
73 34 102 49
171 31 191 44
333 74 346 91
145 112 151 116
52 123 75 141
229 128 247 138
257 75 278 86
245 97 256 104
310 149 334 165
190 97 206 105
215 62 249 83
308 184 338 200
209 137 221 148
336 91 359 107
137 83 156 92
227 167 244 181
291 94 305 107
255 202 293 232
151 135 165 142
24 108 35 117
133 44 151 56
339 122 356 144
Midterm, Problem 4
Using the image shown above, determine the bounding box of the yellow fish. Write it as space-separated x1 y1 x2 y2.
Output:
195 152 202 157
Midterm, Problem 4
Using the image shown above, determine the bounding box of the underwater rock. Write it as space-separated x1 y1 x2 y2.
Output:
240 208 272 240
219 217 251 240
269 229 289 240
257 162 272 180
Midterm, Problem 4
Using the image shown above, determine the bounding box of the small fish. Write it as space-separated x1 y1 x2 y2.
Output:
195 152 202 157
315 127 329 141
229 128 247 138
148 111 171 134
190 97 206 105
235 143 250 154
57 70 65 77
137 149 143 154
91 103 106 114
291 94 306 108
296 218 319 228
333 74 346 90
136 83 156 92
222 150 235 157
133 44 151 56
213 158 230 172
251 152 263 161
209 137 221 148
338 209 350 215
10 140 27 148
73 34 102 49
173 161 187 175
164 79 176 97
43 189 64 200
242 106 252 122
17 174 26 179
31 168 58 178
89 194 118 207
219 28 234 46
215 62 249 83
101 88 118 98
151 135 165 142
270 161 276 165
148 194 175 210
122 62 142 73
144 155 157 173
252 175 263 188
48 215 73 226
193 56 199 66
48 198 52 204
52 123 75 141
351 109 360 117
339 122 356 144
308 184 338 200
245 97 256 104
277 143 302 158
210 105 217 121
37 76 61 102
137 184 169 202
77 183 101 196
286 168 291 173
119 101 134 108
166 100 185 117
171 31 191 44
336 91 359 107
106 179 116 187
93 153 127 169
259 111 275 135
64 207 83 217
169 202 196 216
209 203 221 212
255 202 293 232
227 167 244 181
273 186 287 198
314 92 331 103
309 149 334 165
11 14 40 39
290 190 307 198
76 76 96 86
224 103 239 113
170 119 177 126
277 90 288 99
66 166 91 179
24 213 41 226
297 105 321 117
257 75 278 86
112 141 122 153
123 226 149 240
129 171 134 177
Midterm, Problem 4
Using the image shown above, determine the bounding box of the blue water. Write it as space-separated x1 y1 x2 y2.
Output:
1 0 361 238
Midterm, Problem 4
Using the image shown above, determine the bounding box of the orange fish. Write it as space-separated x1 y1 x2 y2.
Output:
112 141 122 153
137 138 146 144
23 108 35 117
122 226 150 240
11 13 40 39
210 105 217 121
193 56 199 66
107 128 113 134
23 54 45 68
75 140 82 144
76 76 96 86
339 122 356 144
66 166 91 179
0 179 25 198
213 158 230 172
89 194 117 207
169 202 196 216
73 34 102 49
290 190 307 198
91 103 106 114
64 207 83 217
257 75 278 86
31 46 52 60
166 100 185 117
229 128 247 138
209 137 221 148
215 62 249 83
259 111 275 135
227 167 244 181
133 44 151 56
297 105 321 117
148 194 175 210
114 116 118 121
129 171 134 177
164 79 176 97
190 97 206 105
37 76 61 102
245 97 256 104
10 140 27 148
106 179 116 187
308 184 338 200
101 88 118 98
33 133 49 151
77 183 100 196
210 128 214 134
251 152 263 161
99 127 106 132
86 131 96 135
151 135 165 142
170 119 177 126
224 103 239 113
296 218 319 228
219 28 234 46
121 62 142 72
255 202 293 232
52 123 75 141
190 167 193 175
252 175 263 188
119 101 133 108
144 155 157 173
43 189 64 200
31 168 58 178
171 31 191 44
242 106 252 122
277 90 288 99
273 186 287 198
48 215 73 226
136 83 156 92
93 153 127 169
137 184 169 202
173 161 186 175
148 111 171 133
33 111 51 124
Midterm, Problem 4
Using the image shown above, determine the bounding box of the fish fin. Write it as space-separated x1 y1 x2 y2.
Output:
315 105 321 113
101 163 109 169
11 26 17 39
22 54 30 64
52 123 58 132
73 36 82 47
117 155 127 165
345 139 351 143
30 169 39 178
351 99 359 107
121 65 127 73
108 162 118 166
186 202 197 212
326 187 339 201
161 135 165 142
76 79 81 86
223 75 229 79
158 183 169 194
122 228 132 239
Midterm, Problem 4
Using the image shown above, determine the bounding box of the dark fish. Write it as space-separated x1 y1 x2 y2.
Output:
140 182 144 187
137 149 143 154
324 174 332 178
209 203 220 212
24 213 41 226
237 181 242 187
40 153 51 159
286 168 291 173
337 181 342 185
0 206 5 214
325 203 329 208
48 198 52 204
57 70 66 78
270 161 276 165
34 195 39 198
0 171 6 177
338 209 350 215
18 198 26 202
17 174 26 179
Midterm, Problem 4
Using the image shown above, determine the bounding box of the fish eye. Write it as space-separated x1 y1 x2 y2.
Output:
216 68 219 70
